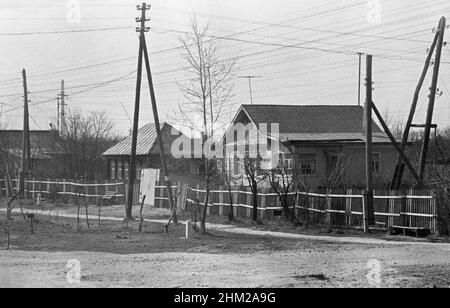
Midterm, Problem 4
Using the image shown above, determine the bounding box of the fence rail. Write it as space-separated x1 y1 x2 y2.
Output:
154 182 438 232
0 178 7 196
3 178 132 205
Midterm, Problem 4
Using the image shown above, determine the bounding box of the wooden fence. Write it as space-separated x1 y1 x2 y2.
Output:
3 178 134 205
154 182 438 232
0 178 8 196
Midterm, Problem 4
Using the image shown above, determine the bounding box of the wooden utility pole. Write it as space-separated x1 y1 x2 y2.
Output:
357 52 364 107
127 2 178 224
418 16 446 184
364 55 375 232
20 69 31 199
140 3 178 225
126 3 147 221
391 17 446 189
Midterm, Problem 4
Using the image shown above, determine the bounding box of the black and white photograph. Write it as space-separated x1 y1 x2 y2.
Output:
0 0 450 293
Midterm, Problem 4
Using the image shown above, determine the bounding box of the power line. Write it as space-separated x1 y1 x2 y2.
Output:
0 26 134 36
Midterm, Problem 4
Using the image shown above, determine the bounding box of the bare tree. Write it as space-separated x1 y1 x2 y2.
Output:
325 150 350 189
61 110 118 180
243 157 266 222
177 18 237 233
224 162 235 222
266 153 300 224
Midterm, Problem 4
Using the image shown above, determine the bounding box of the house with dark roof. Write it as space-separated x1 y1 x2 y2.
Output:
0 129 65 177
222 104 399 187
103 122 202 180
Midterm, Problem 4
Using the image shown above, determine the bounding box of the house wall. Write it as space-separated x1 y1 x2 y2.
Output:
292 143 398 187
106 155 204 181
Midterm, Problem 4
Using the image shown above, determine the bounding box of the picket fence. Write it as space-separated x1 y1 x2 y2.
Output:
154 183 438 232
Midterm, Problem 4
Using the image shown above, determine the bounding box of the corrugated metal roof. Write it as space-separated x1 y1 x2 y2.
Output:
280 133 397 143
242 105 383 134
103 122 173 157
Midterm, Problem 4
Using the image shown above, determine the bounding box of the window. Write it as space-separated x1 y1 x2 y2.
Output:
110 161 116 180
280 154 293 171
124 161 130 179
117 162 122 180
373 153 381 174
216 159 223 173
299 154 317 175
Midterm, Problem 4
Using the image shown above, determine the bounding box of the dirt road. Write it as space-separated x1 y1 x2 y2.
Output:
0 210 449 288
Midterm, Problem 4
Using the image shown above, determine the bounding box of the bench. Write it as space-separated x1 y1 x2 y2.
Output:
391 226 431 238
97 191 117 206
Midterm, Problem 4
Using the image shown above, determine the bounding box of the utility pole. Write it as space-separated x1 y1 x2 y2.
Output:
56 96 60 133
20 69 31 198
126 2 147 221
391 17 446 189
238 76 262 105
418 16 446 184
60 80 68 135
357 52 364 107
140 3 178 226
363 55 375 232
127 2 178 225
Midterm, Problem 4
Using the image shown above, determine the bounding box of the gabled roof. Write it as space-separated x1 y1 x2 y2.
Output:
241 105 382 134
103 122 180 157
235 104 392 144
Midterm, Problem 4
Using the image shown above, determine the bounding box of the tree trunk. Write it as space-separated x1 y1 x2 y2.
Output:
228 184 234 222
201 159 210 233
252 184 258 222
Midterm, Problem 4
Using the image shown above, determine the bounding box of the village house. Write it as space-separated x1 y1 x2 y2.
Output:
103 122 203 181
221 104 399 188
0 128 65 178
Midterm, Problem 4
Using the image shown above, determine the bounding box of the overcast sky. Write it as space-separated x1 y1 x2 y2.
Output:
0 0 449 136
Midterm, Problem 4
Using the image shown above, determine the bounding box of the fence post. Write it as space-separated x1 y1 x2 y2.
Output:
206 185 211 216
94 180 99 201
400 191 408 230
62 179 66 203
325 189 332 227
408 188 413 228
38 179 42 200
70 179 75 204
246 187 251 218
260 188 266 220
219 186 224 216
432 190 437 233
345 189 352 229
47 178 50 198
388 190 395 229
304 189 310 227
233 188 238 218
362 191 368 232
31 178 35 200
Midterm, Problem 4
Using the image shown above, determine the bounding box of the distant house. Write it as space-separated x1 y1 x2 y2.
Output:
103 122 202 180
0 129 65 177
221 104 399 187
